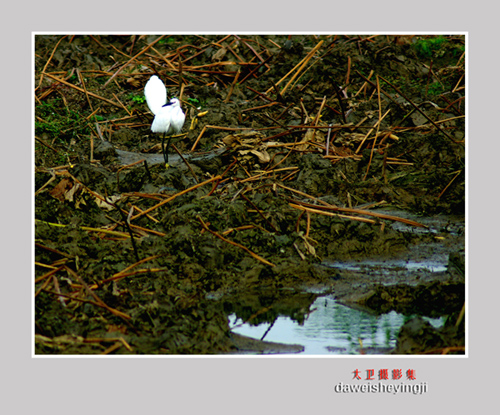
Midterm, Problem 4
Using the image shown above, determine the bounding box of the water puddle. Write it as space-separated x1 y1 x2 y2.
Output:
229 295 445 355
225 212 462 354
327 258 447 273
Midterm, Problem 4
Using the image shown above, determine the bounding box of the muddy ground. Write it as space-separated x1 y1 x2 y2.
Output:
34 34 465 354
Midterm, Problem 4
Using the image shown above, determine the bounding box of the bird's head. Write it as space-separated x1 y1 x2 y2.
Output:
168 98 181 107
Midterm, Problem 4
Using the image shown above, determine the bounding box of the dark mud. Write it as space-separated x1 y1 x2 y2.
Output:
34 35 465 354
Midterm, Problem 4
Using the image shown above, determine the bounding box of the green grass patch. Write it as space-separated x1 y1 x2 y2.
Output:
35 99 90 144
413 36 448 59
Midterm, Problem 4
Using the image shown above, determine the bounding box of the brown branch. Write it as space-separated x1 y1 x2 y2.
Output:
377 74 461 145
36 35 68 92
197 216 275 267
171 143 199 183
289 203 377 224
288 199 427 228
266 40 324 95
239 192 280 234
224 70 240 103
438 170 462 199
275 183 335 207
355 108 391 154
64 266 131 321
131 175 222 221
363 76 383 179
77 68 94 113
97 268 165 285
42 72 123 109
104 35 166 87
191 125 251 152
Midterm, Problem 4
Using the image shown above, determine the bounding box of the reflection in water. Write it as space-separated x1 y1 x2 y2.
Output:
229 295 444 355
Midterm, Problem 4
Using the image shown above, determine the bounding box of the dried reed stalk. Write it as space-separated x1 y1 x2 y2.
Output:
131 175 222 220
197 216 275 267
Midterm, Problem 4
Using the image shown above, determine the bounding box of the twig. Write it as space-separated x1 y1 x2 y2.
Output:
35 264 65 285
377 74 461 145
64 266 131 320
332 84 347 124
238 167 299 184
438 170 462 199
238 54 274 84
224 70 240 103
354 69 374 98
191 125 251 152
288 199 427 228
77 68 94 113
325 124 333 155
35 219 131 238
275 183 335 207
97 268 165 286
238 37 271 71
104 35 165 87
267 40 324 95
423 346 465 355
88 255 158 286
239 192 280 234
290 203 377 224
35 273 56 297
35 136 60 155
362 76 383 180
86 337 133 353
131 175 222 220
151 46 178 71
455 302 465 328
108 197 140 262
129 223 165 236
354 70 404 110
355 108 391 154
345 56 352 87
42 72 123 109
36 35 67 92
197 216 275 267
35 242 71 258
171 143 199 183
311 96 327 142
112 93 132 116
242 102 279 113
452 73 465 93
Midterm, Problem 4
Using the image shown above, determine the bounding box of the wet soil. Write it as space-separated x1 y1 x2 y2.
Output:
34 34 465 354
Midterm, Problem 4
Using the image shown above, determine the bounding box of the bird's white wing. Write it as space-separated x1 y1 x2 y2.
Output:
150 106 172 133
144 75 167 115
170 106 186 134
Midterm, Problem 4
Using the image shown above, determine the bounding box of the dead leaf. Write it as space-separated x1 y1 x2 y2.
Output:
222 134 241 147
212 47 227 62
293 243 306 260
298 233 318 257
49 178 73 202
249 149 270 163
126 77 140 88
303 238 316 256
64 182 82 202
95 195 121 211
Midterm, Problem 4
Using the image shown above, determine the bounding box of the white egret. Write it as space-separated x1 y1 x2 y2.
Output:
144 75 185 164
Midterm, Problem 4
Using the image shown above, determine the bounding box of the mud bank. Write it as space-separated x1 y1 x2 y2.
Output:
35 34 465 354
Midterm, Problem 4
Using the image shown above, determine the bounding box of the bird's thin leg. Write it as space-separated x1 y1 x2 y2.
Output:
161 133 167 164
165 135 173 164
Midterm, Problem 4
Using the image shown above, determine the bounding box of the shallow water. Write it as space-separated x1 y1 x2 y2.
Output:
229 295 444 355
326 258 448 273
